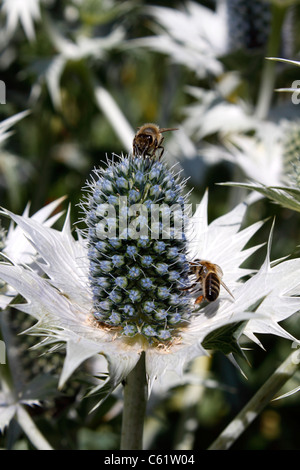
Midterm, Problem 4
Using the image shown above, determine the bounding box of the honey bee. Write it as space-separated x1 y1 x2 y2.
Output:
133 123 178 160
187 259 234 304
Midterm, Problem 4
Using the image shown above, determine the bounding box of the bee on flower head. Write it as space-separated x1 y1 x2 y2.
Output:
133 123 178 160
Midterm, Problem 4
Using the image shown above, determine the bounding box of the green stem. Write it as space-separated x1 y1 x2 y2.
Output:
120 351 148 450
208 349 300 450
173 357 210 450
255 4 287 120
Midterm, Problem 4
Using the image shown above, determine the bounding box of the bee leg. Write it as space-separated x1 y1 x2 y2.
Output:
158 147 164 160
141 147 149 159
180 284 196 290
157 137 165 160
181 282 197 291
195 295 204 305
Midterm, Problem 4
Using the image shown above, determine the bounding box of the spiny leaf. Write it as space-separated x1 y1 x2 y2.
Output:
220 182 300 213
202 321 246 358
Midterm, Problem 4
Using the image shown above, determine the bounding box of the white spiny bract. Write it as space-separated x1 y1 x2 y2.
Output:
2 0 41 41
0 197 66 310
81 155 190 344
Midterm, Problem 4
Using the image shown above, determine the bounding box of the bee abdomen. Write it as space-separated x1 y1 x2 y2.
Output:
204 273 220 302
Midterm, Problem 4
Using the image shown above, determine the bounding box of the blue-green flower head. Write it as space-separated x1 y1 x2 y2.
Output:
82 154 190 345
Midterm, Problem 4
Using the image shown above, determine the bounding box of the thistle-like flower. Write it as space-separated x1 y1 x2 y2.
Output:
219 120 300 212
0 150 299 408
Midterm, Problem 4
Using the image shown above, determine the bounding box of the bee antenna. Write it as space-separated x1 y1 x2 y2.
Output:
160 127 179 133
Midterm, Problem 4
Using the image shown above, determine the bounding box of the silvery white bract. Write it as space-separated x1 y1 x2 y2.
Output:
2 0 41 41
134 1 229 79
0 375 41 433
0 111 30 144
0 197 66 310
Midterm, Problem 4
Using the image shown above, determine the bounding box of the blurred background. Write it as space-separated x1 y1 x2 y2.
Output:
0 0 299 450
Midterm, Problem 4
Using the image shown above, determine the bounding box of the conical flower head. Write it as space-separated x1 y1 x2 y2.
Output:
82 155 191 345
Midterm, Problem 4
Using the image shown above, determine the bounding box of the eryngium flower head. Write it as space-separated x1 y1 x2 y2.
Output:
81 154 190 344
0 153 299 407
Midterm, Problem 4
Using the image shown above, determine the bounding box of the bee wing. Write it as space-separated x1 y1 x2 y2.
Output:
214 264 223 277
220 280 234 299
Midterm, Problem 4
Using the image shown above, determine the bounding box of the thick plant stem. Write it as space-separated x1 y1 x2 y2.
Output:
208 348 300 450
120 351 148 450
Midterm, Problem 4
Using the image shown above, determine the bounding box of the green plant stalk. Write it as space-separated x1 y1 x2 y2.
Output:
120 351 148 450
173 357 210 450
208 348 300 450
255 4 288 120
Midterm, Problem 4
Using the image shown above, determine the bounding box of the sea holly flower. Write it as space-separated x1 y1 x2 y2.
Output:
219 120 300 212
217 58 300 211
179 94 300 212
0 153 299 411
